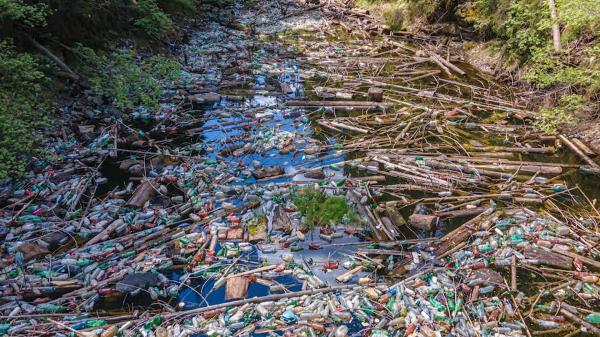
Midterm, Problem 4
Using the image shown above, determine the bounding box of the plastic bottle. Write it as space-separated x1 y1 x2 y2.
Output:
585 313 600 325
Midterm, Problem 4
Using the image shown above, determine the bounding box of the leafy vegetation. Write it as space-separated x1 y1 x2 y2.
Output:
358 0 600 133
0 0 200 179
534 94 580 134
134 0 174 38
292 188 356 228
75 47 181 110
0 41 49 178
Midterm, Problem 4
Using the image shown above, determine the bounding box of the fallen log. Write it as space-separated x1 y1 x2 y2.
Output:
287 100 388 109
127 180 157 208
559 135 599 169
571 138 595 157
551 246 600 270
560 308 600 337
336 266 364 283
83 219 125 248
434 207 488 219
524 246 573 269
434 208 495 256
408 213 438 231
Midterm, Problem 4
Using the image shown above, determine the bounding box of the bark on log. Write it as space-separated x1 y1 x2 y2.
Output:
408 213 438 231
367 87 384 102
127 180 157 208
524 246 573 269
559 135 599 168
434 209 495 256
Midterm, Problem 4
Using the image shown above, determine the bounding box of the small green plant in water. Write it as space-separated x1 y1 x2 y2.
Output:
292 188 356 228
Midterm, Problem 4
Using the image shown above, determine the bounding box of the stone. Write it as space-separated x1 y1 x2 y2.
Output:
367 87 384 102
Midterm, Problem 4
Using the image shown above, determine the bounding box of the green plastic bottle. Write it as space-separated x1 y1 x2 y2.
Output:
585 313 600 325
37 304 67 313
144 315 162 330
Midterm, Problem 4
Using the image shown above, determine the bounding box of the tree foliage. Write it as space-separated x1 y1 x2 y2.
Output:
0 0 201 179
0 40 49 178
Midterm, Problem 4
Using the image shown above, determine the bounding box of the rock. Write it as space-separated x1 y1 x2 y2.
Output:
116 272 160 293
367 87 384 102
16 242 49 260
408 213 438 231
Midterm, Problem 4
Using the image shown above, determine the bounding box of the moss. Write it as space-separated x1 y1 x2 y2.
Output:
292 188 356 228
246 213 267 235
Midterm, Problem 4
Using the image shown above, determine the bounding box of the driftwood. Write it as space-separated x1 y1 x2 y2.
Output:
336 266 364 283
83 219 125 247
571 138 595 156
435 207 488 219
559 135 600 169
560 308 600 337
408 213 438 231
367 87 384 102
287 100 388 109
127 180 157 208
523 246 573 269
434 209 495 256
551 246 600 269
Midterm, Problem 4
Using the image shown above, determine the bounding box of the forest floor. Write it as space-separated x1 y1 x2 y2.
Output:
0 0 599 336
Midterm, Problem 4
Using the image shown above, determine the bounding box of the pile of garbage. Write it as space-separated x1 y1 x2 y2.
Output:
1 0 599 336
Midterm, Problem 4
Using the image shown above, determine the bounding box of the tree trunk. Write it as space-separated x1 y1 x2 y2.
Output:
548 0 561 51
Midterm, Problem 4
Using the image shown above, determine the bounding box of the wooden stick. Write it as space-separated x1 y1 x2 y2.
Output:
559 135 599 168
511 255 518 291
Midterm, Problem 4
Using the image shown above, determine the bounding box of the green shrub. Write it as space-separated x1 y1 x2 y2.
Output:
292 188 356 228
75 47 180 110
134 0 173 38
0 40 49 179
534 94 580 134
526 47 600 91
0 0 48 27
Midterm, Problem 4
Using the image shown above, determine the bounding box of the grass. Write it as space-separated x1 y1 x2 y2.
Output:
292 188 356 228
